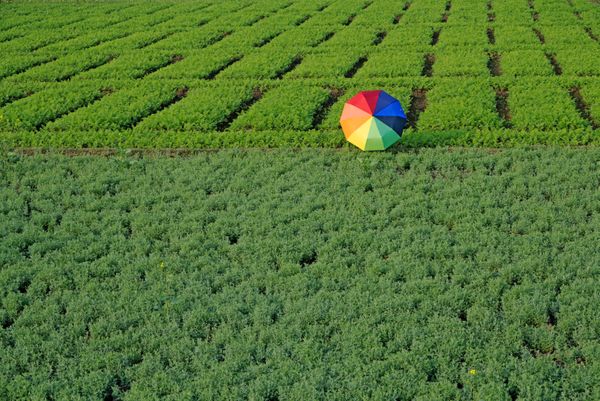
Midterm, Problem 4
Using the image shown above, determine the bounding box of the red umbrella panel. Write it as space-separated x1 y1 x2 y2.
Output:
340 90 407 151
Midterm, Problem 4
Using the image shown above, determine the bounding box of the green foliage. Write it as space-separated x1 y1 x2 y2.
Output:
312 26 380 53
500 51 554 77
145 50 241 80
537 25 594 46
445 0 488 24
553 48 600 77
230 83 330 131
76 50 176 80
493 26 541 49
401 1 448 24
433 49 489 77
9 48 117 82
0 81 41 108
0 0 598 148
437 25 489 47
135 83 256 132
288 52 364 79
44 81 186 131
0 148 599 400
217 48 299 80
0 82 106 131
144 26 231 51
509 82 588 130
0 53 57 80
355 51 425 78
418 80 502 130
379 25 436 49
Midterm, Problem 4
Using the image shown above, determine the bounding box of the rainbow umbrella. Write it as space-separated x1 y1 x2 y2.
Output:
339 90 407 151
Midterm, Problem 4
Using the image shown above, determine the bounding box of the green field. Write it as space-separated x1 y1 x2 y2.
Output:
1 0 600 400
0 0 599 148
1 148 600 400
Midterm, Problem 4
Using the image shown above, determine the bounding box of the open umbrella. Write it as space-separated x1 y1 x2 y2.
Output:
339 90 407 151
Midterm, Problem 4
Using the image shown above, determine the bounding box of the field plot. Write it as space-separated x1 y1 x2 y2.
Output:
1 148 599 400
0 0 599 148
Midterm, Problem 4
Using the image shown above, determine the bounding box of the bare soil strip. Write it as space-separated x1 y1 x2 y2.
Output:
570 87 599 129
373 31 387 46
407 89 427 128
546 53 562 75
431 29 441 45
441 1 452 22
533 28 545 44
495 89 512 128
293 15 310 26
315 31 335 46
422 54 435 77
342 14 356 25
584 27 598 42
255 32 283 48
487 0 495 21
528 0 539 21
487 27 496 44
488 52 501 76
393 1 412 24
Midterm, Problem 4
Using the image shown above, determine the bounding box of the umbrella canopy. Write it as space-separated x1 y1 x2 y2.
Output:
339 90 407 151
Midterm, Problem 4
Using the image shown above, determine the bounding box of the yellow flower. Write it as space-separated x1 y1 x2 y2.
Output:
468 369 477 375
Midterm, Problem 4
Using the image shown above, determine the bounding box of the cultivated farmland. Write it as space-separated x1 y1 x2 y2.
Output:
1 1 600 400
1 148 599 400
0 0 598 148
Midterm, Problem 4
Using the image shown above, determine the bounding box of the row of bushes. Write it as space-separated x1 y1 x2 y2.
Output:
1 78 596 133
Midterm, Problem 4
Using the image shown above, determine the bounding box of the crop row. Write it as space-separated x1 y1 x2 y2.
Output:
0 0 597 148
3 27 598 84
3 0 598 31
2 0 596 56
5 44 598 87
0 78 596 135
1 0 597 83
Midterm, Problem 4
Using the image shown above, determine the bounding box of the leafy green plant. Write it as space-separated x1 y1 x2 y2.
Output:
230 83 330 131
433 48 490 77
0 0 597 149
1 148 599 400
418 80 503 130
500 50 555 77
509 82 588 130
0 82 106 131
135 83 256 131
355 51 425 78
45 81 186 131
